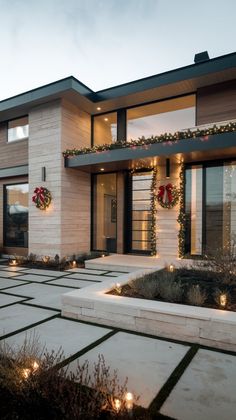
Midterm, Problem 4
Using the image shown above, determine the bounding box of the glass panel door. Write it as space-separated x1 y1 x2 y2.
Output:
93 173 117 252
129 171 153 253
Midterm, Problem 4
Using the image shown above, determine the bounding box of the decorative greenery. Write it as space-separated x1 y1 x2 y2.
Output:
63 122 236 157
157 183 179 209
177 163 186 258
32 187 52 210
150 167 158 256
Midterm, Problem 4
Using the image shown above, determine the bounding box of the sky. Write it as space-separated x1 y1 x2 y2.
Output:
0 0 235 100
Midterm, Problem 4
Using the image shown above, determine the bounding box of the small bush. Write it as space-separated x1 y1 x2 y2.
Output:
156 274 183 303
186 285 207 306
129 273 160 299
0 336 145 420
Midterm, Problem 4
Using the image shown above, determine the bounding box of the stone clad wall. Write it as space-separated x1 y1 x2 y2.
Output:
28 99 91 258
156 162 181 260
61 100 91 256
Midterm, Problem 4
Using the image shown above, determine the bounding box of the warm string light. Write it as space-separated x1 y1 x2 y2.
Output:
150 167 158 256
63 122 236 157
177 162 186 258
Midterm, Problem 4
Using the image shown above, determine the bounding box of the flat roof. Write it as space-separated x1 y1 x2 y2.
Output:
0 51 236 121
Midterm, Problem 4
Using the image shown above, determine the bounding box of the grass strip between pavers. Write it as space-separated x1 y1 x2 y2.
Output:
54 330 118 370
0 313 60 341
148 344 199 414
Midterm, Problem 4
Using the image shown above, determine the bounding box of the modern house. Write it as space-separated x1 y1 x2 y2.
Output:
0 51 236 262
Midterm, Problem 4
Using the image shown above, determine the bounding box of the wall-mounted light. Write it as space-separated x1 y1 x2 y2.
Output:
166 158 170 179
41 167 46 182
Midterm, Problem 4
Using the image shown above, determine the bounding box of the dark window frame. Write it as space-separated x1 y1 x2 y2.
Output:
3 181 29 248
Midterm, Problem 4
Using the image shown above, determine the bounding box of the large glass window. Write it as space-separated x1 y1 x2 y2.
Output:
8 116 29 142
93 173 117 251
127 95 195 141
185 161 236 255
4 183 29 247
93 113 117 146
129 171 153 253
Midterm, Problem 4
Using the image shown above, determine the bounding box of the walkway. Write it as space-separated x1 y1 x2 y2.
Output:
0 261 235 419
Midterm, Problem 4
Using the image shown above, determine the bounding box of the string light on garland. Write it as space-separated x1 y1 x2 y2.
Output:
63 122 236 158
177 163 186 258
150 167 158 256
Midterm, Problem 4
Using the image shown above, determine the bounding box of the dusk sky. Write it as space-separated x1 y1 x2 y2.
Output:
0 0 235 100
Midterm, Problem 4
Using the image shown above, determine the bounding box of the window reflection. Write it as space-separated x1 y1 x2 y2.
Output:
8 116 29 142
93 174 117 251
93 113 117 145
127 95 195 141
5 183 29 247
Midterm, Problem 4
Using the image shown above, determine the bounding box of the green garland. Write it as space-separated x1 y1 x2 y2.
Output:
177 163 186 258
63 122 236 157
150 167 158 256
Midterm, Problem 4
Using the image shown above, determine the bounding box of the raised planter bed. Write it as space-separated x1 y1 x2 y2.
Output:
62 269 236 352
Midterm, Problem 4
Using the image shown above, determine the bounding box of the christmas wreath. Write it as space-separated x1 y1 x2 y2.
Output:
157 183 179 209
32 187 52 210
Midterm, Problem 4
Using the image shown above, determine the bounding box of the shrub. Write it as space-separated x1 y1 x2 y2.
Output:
186 284 207 306
129 273 160 299
0 337 145 420
156 273 183 303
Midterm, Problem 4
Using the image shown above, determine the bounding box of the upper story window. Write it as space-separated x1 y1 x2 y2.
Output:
127 95 196 141
93 112 117 145
8 116 29 142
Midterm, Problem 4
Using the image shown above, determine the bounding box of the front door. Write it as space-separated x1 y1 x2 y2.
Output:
126 170 153 254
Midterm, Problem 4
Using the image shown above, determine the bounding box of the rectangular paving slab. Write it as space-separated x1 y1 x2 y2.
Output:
160 348 236 420
0 270 25 278
69 331 190 408
0 278 29 290
5 318 111 358
0 266 30 272
48 278 100 288
13 274 56 283
0 294 27 307
4 283 76 310
0 304 56 338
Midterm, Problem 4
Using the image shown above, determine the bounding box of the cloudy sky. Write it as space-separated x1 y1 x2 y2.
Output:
0 0 235 100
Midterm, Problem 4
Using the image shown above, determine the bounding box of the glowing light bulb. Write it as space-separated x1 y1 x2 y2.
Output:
32 361 39 371
169 264 174 272
114 398 121 412
22 368 31 379
125 392 134 410
220 294 227 308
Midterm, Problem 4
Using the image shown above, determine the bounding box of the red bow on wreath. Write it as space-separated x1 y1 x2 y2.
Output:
157 183 173 204
157 183 179 209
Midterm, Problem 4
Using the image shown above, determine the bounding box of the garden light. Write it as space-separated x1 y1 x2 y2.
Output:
220 293 227 308
72 260 77 268
22 368 31 379
115 283 121 294
32 361 39 371
114 398 121 412
125 392 134 410
169 264 175 272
